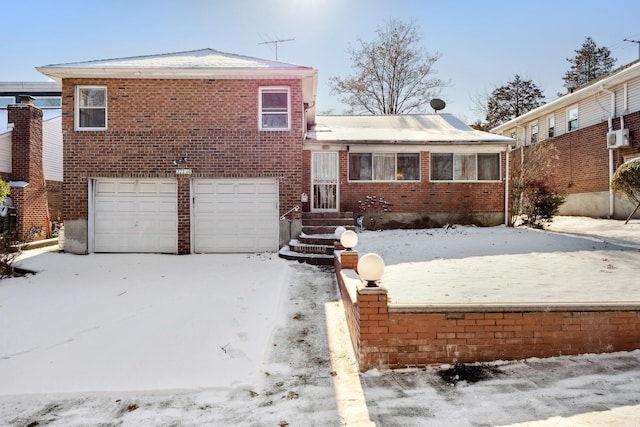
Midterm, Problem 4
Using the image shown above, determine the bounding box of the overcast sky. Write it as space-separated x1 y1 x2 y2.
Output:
4 0 640 123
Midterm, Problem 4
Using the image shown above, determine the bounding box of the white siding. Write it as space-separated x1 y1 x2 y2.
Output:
43 116 63 182
626 77 640 112
0 131 10 173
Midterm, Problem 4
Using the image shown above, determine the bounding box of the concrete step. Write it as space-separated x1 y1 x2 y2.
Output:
302 212 354 219
278 246 335 265
287 239 334 255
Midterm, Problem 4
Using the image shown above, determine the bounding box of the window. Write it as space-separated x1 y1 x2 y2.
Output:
547 114 555 138
567 105 578 131
430 153 500 181
259 87 290 130
76 86 106 130
0 96 15 108
530 122 538 144
34 96 62 109
348 153 420 181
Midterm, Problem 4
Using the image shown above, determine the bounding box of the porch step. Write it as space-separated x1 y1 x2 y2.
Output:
278 246 334 265
279 212 355 265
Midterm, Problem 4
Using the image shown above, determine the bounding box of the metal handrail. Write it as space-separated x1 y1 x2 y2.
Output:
280 205 300 220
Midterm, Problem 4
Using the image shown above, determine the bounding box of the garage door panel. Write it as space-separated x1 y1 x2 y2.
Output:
94 179 178 253
193 178 278 253
116 181 137 193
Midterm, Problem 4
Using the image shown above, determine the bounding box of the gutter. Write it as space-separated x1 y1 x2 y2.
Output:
600 85 616 218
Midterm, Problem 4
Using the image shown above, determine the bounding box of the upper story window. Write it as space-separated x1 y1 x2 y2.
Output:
530 122 539 144
430 153 501 181
548 114 555 138
0 96 15 108
259 87 290 130
567 105 578 132
75 86 107 130
349 153 420 181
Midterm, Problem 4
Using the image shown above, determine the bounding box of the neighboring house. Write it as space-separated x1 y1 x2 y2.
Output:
0 82 63 238
36 48 514 255
304 114 514 228
37 49 318 254
491 61 640 219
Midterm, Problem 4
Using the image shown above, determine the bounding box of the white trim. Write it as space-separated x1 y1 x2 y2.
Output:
567 104 579 132
258 86 291 131
347 152 421 182
429 152 502 183
75 86 107 131
311 151 339 212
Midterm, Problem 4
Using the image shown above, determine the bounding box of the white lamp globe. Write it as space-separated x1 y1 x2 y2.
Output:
358 253 385 287
340 230 358 250
334 226 347 240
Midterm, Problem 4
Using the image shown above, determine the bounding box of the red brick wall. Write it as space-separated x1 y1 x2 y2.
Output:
7 104 50 241
61 78 305 253
510 112 640 195
336 263 640 370
303 150 507 216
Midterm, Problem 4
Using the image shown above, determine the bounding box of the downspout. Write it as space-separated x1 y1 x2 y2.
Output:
505 147 510 226
600 85 616 217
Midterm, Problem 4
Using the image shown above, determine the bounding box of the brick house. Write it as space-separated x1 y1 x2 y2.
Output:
37 48 514 255
0 83 63 240
37 49 317 254
491 60 640 219
304 114 514 230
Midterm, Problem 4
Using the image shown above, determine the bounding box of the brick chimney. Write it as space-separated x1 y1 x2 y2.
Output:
7 101 50 241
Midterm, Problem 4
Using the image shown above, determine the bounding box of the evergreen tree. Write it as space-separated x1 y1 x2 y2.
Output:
563 37 616 92
486 75 544 128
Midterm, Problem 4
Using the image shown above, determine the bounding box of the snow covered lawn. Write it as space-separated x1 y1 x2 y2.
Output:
0 216 639 425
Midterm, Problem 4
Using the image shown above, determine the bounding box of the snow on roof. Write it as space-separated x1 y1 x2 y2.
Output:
39 48 313 71
309 114 515 145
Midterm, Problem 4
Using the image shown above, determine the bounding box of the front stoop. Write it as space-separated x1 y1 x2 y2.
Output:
279 212 356 265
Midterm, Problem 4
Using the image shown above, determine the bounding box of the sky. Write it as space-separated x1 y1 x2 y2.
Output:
4 0 640 124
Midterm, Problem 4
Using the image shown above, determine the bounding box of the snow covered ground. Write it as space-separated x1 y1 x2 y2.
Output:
0 216 639 426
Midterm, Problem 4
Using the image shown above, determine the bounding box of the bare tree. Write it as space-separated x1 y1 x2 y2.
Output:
329 19 448 114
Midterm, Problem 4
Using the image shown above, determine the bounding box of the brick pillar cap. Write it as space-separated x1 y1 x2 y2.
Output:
358 286 388 295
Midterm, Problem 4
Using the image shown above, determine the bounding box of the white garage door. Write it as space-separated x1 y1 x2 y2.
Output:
94 179 178 253
193 178 279 253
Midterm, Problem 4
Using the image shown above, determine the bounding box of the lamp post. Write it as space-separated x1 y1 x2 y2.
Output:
340 230 358 251
334 226 346 240
358 253 385 288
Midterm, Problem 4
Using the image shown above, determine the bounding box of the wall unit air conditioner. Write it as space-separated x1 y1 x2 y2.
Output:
607 129 630 149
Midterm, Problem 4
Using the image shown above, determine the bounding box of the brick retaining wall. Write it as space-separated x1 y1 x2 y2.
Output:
335 252 640 370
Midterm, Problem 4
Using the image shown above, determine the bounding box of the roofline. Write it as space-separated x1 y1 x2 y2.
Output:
0 81 61 92
35 66 318 83
305 138 515 146
491 60 640 133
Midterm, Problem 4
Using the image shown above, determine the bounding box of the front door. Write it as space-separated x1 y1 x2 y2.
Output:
311 152 338 211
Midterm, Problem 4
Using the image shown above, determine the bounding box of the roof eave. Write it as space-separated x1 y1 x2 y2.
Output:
492 61 640 133
35 66 317 83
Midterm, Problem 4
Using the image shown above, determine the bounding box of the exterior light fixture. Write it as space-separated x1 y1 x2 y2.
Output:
334 226 346 240
340 229 358 250
358 253 385 287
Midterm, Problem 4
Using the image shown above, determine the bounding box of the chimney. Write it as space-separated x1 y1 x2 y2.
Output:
19 95 36 106
7 102 50 241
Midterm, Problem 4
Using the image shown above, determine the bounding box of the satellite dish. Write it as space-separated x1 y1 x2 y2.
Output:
430 98 446 113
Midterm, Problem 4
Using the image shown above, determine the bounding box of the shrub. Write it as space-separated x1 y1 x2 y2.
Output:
521 179 566 228
611 158 640 204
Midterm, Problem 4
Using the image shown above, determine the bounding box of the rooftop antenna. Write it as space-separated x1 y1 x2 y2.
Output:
258 38 294 60
430 98 446 113
624 39 640 60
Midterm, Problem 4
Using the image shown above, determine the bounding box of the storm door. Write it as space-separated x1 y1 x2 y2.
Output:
311 152 339 211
